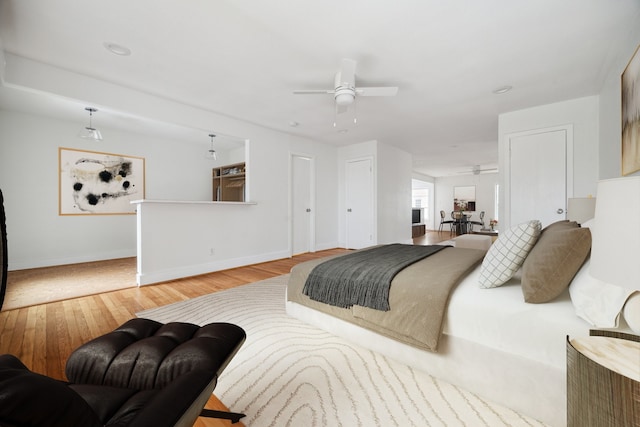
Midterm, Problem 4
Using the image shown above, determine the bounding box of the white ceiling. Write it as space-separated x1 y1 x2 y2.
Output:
1 0 638 176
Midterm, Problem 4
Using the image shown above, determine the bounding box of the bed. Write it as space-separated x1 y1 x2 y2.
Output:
285 219 636 427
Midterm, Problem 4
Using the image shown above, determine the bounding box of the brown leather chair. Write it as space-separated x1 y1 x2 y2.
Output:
0 318 246 427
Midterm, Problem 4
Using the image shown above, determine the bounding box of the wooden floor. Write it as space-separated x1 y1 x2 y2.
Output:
0 231 450 426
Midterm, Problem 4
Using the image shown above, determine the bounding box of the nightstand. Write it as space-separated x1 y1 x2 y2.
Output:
567 330 640 427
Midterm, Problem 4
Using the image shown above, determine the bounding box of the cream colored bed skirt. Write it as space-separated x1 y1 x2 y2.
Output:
286 300 566 427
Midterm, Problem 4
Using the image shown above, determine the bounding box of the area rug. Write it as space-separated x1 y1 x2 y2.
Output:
3 257 136 310
138 276 547 427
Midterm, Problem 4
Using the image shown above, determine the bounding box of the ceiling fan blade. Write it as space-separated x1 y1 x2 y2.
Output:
293 89 335 95
355 86 398 96
337 59 357 87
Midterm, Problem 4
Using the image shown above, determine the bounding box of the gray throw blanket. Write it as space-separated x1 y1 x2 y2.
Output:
302 244 448 311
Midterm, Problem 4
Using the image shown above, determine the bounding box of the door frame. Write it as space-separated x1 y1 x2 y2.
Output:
503 124 574 230
345 156 375 249
289 152 316 257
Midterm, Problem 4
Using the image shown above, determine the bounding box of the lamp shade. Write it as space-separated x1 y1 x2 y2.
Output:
589 176 640 291
78 107 102 141
78 127 103 141
567 197 596 223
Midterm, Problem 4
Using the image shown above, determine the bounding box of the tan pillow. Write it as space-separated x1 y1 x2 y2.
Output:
521 227 591 303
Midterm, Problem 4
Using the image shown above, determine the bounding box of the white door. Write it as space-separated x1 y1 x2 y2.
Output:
292 155 314 255
346 158 374 249
509 127 571 227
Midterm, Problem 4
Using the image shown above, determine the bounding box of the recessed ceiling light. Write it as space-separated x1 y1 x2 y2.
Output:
103 42 131 56
492 85 513 95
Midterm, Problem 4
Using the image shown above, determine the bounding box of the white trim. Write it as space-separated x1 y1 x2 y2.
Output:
502 124 574 230
345 156 376 249
288 152 316 257
137 249 289 286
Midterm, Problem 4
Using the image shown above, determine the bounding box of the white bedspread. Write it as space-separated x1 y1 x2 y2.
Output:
443 265 592 369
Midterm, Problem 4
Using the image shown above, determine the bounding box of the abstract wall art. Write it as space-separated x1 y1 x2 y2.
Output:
59 147 145 215
622 44 640 176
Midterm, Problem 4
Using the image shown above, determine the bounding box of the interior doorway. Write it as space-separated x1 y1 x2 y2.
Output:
508 125 573 228
412 179 434 230
291 154 315 256
345 157 374 249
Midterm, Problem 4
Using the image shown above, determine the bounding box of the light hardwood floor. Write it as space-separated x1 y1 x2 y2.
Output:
0 231 450 426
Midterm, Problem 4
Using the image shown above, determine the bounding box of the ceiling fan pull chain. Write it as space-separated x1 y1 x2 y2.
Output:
353 97 357 124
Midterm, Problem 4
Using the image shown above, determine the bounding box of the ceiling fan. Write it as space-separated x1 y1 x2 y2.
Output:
459 165 499 175
293 59 398 114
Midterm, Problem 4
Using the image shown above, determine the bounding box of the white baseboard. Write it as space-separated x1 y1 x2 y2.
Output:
137 249 290 286
9 249 136 271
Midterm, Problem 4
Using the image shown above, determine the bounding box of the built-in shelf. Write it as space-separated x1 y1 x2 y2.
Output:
213 162 246 202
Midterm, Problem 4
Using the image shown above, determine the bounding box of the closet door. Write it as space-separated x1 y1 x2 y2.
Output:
345 158 374 249
291 155 314 255
509 126 572 227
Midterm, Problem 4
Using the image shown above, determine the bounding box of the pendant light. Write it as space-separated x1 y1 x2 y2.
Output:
205 134 217 160
78 107 103 141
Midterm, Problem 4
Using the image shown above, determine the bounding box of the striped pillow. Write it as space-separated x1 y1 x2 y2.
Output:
478 220 542 288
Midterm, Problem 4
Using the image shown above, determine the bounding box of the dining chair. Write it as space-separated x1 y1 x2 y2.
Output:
438 210 455 233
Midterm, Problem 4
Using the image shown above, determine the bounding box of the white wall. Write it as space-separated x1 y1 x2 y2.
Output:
0 104 339 271
377 142 412 244
598 24 640 179
499 96 600 196
337 140 412 247
496 20 640 223
498 96 600 229
434 173 499 229
337 140 377 247
0 112 140 268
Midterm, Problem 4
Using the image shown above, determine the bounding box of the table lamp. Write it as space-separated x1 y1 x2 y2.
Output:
567 197 596 223
589 176 640 332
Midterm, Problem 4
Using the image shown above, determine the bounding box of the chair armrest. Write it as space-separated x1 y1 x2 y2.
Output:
0 354 102 427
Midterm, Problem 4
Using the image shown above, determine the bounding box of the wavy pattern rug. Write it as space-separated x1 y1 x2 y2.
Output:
137 276 547 427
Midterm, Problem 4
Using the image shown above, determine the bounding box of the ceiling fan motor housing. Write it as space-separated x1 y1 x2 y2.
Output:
334 86 355 105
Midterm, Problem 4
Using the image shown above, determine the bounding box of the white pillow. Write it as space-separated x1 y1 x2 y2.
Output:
478 220 542 288
568 258 636 328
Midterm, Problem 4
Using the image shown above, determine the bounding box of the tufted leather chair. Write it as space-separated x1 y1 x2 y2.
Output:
0 318 246 427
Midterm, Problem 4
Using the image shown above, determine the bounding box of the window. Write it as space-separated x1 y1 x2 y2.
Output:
494 184 500 221
412 179 430 221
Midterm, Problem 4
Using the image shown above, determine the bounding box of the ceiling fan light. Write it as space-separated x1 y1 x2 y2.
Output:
335 92 354 106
